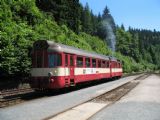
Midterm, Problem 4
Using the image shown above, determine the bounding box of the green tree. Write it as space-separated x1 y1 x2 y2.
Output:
81 3 92 34
36 0 81 33
116 27 132 56
130 33 140 62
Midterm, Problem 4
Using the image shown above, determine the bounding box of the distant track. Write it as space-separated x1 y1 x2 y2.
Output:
0 88 34 108
1 88 33 97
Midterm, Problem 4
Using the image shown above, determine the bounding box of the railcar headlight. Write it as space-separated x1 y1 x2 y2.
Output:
54 70 57 73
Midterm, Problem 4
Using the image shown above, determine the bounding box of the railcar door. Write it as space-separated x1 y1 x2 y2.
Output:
69 55 75 86
64 54 75 86
69 55 74 79
110 61 112 77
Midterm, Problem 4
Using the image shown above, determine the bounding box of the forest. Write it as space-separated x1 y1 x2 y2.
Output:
1 0 160 80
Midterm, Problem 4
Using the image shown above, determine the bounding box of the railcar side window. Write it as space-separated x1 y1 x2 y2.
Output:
98 60 101 68
70 56 74 66
102 61 106 68
85 58 90 67
92 59 96 67
106 61 109 68
65 55 68 66
48 54 62 68
77 57 83 67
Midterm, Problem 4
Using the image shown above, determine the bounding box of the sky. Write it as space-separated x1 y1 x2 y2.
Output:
80 0 160 31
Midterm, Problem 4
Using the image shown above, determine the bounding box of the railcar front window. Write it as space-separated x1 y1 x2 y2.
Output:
48 54 62 68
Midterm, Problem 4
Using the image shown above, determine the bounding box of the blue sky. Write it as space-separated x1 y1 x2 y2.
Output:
80 0 160 31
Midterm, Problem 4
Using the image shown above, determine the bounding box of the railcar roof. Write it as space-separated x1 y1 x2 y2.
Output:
34 40 116 61
48 41 110 60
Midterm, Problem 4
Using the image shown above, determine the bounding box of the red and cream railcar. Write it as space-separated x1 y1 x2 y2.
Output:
110 57 123 78
30 40 123 89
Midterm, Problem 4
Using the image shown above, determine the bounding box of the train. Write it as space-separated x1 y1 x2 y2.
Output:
30 40 123 90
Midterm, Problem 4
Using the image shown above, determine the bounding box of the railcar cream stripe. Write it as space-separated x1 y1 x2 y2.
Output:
31 68 70 77
112 68 123 72
31 68 122 77
74 68 110 75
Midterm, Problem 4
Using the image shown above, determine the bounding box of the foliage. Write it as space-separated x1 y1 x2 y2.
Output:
128 28 160 67
0 0 110 77
36 0 81 33
1 0 160 79
116 26 159 72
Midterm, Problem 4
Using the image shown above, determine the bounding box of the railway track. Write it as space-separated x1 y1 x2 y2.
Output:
0 88 34 108
1 88 34 97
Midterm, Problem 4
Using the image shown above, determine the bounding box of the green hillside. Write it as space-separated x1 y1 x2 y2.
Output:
0 0 159 79
0 0 111 77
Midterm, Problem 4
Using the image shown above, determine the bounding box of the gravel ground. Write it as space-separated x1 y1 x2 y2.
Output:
89 74 160 120
0 75 139 120
91 81 139 103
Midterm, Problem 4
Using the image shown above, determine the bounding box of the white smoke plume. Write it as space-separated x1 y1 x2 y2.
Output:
102 19 116 52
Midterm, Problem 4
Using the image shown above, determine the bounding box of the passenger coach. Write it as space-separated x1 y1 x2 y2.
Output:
30 40 123 89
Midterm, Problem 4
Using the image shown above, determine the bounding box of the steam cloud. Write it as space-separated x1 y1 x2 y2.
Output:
102 20 116 52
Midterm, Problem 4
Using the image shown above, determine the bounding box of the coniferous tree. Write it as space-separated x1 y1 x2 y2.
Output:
102 6 116 32
36 0 81 33
121 24 125 30
81 3 92 34
97 13 102 22
130 33 140 62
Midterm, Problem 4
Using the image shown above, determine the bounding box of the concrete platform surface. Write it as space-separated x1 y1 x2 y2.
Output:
49 102 107 120
90 74 160 120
